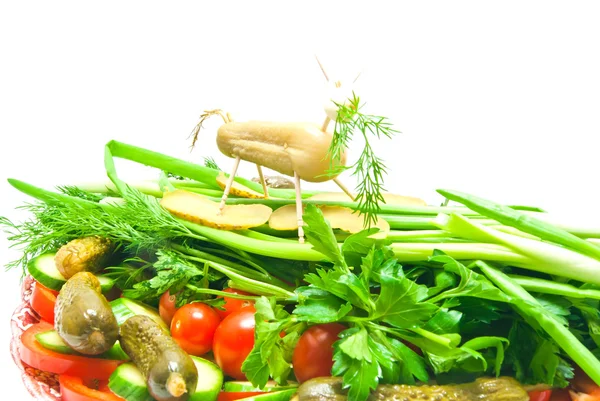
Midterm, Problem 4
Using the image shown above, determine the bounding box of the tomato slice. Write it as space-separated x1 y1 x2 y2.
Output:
60 375 125 401
529 390 553 401
19 322 122 380
30 281 58 324
217 392 267 401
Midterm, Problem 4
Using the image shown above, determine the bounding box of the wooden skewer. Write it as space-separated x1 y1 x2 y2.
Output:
256 164 269 199
218 155 241 214
293 171 305 244
333 178 355 201
321 116 331 132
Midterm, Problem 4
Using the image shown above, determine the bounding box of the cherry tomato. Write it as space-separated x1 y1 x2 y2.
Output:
292 323 345 383
170 302 221 356
59 375 124 401
529 390 553 401
217 392 266 401
30 280 58 324
19 322 122 380
159 290 179 327
216 288 254 320
212 305 256 380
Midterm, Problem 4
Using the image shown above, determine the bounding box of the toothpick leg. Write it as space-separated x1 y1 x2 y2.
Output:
219 155 241 214
293 171 305 244
255 164 269 199
333 178 355 201
321 117 331 132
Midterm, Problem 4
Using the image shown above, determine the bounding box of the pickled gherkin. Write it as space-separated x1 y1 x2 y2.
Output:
294 377 529 401
54 236 113 279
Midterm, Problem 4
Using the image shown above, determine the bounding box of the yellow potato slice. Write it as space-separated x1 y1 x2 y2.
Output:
308 192 427 206
216 173 265 199
161 190 272 230
269 204 390 236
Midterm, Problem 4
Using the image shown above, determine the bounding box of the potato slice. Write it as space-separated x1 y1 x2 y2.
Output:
269 204 390 236
161 189 272 230
216 173 265 199
309 192 427 206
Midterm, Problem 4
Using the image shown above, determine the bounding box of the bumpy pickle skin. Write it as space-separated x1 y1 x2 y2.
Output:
295 377 529 401
54 236 113 279
119 315 198 401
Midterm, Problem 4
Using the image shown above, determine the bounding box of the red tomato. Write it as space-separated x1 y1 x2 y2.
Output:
60 375 124 401
19 322 122 380
216 288 254 320
212 306 256 380
30 281 58 324
217 392 266 401
170 302 221 356
292 323 346 383
159 290 179 327
529 390 553 401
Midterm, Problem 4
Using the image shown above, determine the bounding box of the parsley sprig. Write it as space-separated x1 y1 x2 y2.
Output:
241 205 539 401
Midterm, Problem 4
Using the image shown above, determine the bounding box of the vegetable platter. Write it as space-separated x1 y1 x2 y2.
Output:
3 80 600 401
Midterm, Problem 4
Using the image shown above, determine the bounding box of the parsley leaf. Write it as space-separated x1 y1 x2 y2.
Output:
303 204 346 269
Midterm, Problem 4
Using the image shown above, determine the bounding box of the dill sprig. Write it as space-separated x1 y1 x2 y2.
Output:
203 156 221 171
328 92 398 227
0 187 204 272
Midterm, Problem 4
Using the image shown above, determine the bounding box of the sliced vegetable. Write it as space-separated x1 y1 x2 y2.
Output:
30 280 58 323
108 363 153 401
217 172 265 199
223 381 298 393
161 189 272 230
220 388 297 401
27 253 66 291
269 205 389 235
35 330 129 360
60 375 125 401
19 322 122 380
110 297 168 332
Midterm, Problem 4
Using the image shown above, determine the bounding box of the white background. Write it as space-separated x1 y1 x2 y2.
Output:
1 1 600 398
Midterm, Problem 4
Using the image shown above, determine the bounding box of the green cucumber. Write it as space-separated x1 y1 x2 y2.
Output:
27 253 65 290
189 356 223 401
108 356 222 401
27 253 116 294
97 274 115 293
233 388 297 401
110 297 169 332
224 381 298 393
108 363 154 401
35 330 129 360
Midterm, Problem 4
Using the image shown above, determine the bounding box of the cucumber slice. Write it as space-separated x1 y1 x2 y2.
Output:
224 381 298 393
97 274 115 293
27 253 66 291
108 357 223 401
234 388 297 401
189 356 223 401
35 330 129 360
110 297 169 332
108 363 154 401
27 252 116 294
